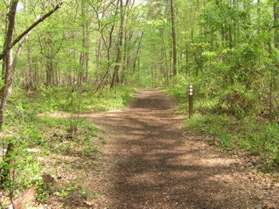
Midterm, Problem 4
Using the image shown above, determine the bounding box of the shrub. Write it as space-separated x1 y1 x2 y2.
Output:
217 84 257 118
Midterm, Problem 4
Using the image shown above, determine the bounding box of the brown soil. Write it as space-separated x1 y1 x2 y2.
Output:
83 90 279 209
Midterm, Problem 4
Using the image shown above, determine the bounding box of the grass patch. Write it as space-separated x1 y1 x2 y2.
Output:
8 86 133 114
186 113 233 150
186 111 279 170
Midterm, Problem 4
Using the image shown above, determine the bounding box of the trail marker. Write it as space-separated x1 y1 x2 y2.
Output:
188 84 193 118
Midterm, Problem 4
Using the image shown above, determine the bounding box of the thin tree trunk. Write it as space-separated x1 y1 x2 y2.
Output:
0 0 18 129
274 0 279 49
0 0 19 187
79 0 90 85
111 0 124 88
170 0 177 76
26 41 34 91
133 32 144 72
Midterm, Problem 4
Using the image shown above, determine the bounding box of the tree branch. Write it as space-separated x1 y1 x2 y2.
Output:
0 2 63 61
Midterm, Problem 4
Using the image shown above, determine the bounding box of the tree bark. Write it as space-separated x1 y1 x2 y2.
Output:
274 0 279 49
170 0 177 76
79 0 90 85
0 0 18 187
26 41 34 91
111 0 124 88
0 0 18 129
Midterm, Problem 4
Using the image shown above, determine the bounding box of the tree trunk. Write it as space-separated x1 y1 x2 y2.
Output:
79 0 90 85
170 0 177 76
46 57 54 86
0 0 19 186
274 0 279 49
111 0 124 88
26 41 34 91
0 0 18 129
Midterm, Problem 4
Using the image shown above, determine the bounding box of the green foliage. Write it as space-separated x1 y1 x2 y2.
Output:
217 84 258 118
162 0 279 171
186 111 279 169
0 138 41 192
167 76 189 99
240 121 279 169
169 73 279 169
7 86 133 115
0 0 278 206
54 184 77 199
0 85 132 200
186 113 232 150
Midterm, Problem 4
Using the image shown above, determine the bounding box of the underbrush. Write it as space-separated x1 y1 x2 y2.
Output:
167 76 279 171
186 113 279 169
11 86 133 113
0 86 133 207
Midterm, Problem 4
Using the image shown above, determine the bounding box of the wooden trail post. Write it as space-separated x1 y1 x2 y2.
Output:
188 84 193 118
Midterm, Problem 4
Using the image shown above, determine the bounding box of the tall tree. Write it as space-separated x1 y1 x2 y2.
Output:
111 0 125 88
170 0 177 76
0 0 19 129
274 0 279 49
79 0 90 85
0 0 19 186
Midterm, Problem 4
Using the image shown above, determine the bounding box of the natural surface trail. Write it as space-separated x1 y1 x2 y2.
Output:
86 90 279 209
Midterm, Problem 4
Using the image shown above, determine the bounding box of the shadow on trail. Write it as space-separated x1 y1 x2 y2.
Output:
88 90 261 209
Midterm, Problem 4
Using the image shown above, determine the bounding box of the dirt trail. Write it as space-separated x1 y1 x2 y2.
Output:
87 90 279 209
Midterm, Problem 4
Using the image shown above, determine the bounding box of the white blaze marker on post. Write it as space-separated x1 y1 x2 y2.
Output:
188 84 193 118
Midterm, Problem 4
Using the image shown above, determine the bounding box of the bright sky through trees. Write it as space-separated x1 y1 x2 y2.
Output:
16 1 24 12
135 0 147 5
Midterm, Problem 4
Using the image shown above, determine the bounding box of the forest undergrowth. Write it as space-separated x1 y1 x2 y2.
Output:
168 76 279 172
0 86 133 208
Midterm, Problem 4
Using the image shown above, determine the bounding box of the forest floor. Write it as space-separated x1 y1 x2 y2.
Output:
48 89 279 209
